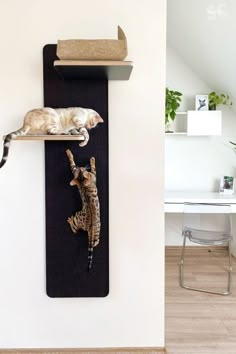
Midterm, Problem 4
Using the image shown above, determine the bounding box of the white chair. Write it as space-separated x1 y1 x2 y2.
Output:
180 202 233 295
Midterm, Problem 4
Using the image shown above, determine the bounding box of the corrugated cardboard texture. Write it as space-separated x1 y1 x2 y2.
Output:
56 26 127 60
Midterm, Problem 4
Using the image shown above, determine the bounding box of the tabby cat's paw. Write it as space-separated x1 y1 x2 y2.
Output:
67 216 73 224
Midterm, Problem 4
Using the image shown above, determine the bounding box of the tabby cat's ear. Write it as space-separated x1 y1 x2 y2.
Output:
70 179 77 186
96 115 104 123
82 170 90 179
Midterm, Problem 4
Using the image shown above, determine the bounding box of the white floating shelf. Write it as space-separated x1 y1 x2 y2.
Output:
176 111 187 115
165 110 222 136
165 132 187 135
187 110 222 136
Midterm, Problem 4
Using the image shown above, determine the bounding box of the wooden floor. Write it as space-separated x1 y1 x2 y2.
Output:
165 246 236 354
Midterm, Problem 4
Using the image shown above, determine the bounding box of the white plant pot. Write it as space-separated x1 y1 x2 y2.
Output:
165 120 175 133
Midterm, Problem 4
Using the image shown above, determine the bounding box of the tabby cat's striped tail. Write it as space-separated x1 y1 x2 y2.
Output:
0 134 13 168
0 128 29 168
88 247 94 271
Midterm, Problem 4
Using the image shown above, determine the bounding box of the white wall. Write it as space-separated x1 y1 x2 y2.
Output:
0 0 166 349
167 0 236 102
166 45 236 192
165 45 236 245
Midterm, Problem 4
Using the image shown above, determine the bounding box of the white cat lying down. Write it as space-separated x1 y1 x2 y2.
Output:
0 107 104 168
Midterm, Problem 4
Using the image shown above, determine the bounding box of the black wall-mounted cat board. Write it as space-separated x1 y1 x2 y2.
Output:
43 45 109 297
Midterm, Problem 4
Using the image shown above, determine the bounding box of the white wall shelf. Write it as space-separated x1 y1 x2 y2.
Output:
165 110 222 136
187 110 222 136
165 132 187 135
165 111 187 134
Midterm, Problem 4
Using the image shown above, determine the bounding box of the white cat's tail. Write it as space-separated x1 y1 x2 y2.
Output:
0 127 30 168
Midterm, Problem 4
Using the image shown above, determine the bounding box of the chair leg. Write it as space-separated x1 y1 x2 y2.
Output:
227 240 233 295
179 235 187 288
179 238 232 296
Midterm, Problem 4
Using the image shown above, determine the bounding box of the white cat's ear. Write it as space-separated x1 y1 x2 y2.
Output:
96 115 104 123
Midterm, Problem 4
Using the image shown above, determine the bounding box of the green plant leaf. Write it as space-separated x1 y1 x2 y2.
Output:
208 91 233 109
165 87 183 124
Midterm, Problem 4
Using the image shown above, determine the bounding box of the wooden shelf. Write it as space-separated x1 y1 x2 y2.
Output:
54 60 133 80
9 135 84 141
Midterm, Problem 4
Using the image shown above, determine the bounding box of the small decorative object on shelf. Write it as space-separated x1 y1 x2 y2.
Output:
165 87 182 133
195 95 208 111
219 176 235 194
0 107 103 168
208 91 233 110
66 149 101 271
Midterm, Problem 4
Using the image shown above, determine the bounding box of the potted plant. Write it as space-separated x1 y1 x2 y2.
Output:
208 91 233 110
165 88 182 132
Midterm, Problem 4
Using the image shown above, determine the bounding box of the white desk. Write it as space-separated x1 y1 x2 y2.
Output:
165 191 236 213
165 191 236 256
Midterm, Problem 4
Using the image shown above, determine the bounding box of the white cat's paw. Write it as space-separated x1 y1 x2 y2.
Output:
79 140 88 147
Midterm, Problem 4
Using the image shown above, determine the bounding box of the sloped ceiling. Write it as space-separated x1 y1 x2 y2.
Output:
167 0 236 100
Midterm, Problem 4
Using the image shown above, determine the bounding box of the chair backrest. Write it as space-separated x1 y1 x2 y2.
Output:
183 202 232 235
